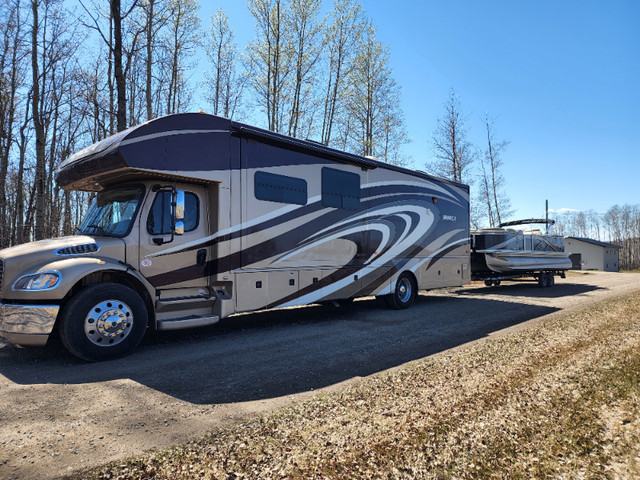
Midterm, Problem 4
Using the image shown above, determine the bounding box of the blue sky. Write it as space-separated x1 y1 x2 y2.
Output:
197 1 638 220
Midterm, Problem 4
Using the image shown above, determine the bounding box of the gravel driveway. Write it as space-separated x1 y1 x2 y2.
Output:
1 271 639 479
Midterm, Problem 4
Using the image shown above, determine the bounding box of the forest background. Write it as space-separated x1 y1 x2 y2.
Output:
0 0 638 269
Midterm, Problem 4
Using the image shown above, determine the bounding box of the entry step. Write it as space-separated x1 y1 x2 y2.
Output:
155 296 216 313
156 315 220 331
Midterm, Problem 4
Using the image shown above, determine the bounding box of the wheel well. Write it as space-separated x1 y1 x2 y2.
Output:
399 270 418 289
60 271 154 328
394 270 418 296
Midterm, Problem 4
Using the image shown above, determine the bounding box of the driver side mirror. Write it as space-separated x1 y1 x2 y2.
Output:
174 190 185 220
174 190 185 235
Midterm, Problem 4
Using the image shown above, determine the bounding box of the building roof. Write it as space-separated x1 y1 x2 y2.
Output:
566 237 621 249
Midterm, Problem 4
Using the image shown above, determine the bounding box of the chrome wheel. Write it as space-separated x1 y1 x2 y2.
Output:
384 272 417 310
84 299 133 347
60 283 148 361
397 277 412 303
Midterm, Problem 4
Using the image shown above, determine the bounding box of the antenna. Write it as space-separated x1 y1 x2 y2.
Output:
545 200 550 234
545 199 549 223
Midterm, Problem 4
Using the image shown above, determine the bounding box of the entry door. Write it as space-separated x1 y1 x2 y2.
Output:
138 184 210 294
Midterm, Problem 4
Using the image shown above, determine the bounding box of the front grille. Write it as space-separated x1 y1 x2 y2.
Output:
0 258 3 291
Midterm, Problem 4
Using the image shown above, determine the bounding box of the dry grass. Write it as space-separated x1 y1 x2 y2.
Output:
74 293 640 480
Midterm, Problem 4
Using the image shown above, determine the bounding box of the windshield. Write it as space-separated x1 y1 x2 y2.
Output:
77 185 145 237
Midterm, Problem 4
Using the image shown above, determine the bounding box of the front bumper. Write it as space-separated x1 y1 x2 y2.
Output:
0 303 59 346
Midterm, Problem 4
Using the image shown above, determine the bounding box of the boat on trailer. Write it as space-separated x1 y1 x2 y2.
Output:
471 219 572 287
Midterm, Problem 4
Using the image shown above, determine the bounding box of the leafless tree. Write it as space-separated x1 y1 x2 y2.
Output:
30 0 47 240
286 0 323 137
80 0 146 132
204 8 247 118
161 0 200 115
477 113 511 226
477 156 494 227
604 204 640 270
319 0 362 146
0 0 28 247
13 90 32 245
0 0 417 247
138 0 169 120
429 89 475 183
247 0 292 133
31 2 85 239
587 210 602 240
379 89 410 166
345 22 408 163
110 0 127 131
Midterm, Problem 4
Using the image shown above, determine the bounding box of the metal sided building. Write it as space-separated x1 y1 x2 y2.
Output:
565 237 621 272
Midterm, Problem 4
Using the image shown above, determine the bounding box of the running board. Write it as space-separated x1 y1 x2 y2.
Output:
155 296 216 313
156 315 220 331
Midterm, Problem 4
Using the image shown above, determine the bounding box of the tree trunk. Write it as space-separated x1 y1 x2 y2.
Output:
111 0 126 131
0 2 23 247
15 92 31 245
31 0 46 240
145 0 154 120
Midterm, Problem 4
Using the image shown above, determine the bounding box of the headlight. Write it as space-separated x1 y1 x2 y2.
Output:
13 272 61 291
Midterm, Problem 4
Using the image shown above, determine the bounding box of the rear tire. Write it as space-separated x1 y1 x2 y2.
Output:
385 272 417 310
59 283 148 362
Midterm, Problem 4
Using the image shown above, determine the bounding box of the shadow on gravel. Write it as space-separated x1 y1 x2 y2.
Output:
0 291 565 405
461 281 605 299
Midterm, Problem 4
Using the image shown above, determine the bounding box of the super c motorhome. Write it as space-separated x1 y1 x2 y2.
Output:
0 113 470 361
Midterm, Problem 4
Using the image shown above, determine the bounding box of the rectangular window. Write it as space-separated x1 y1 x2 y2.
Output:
255 171 307 205
321 167 360 210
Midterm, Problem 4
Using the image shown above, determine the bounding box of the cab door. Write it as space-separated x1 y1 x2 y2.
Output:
138 184 210 296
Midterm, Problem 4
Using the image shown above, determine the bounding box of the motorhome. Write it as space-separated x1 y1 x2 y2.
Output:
0 113 470 361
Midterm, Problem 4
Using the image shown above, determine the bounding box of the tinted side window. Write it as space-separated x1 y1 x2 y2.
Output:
321 167 360 210
147 191 199 234
255 171 307 205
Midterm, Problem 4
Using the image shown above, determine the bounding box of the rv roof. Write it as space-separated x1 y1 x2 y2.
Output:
55 113 469 192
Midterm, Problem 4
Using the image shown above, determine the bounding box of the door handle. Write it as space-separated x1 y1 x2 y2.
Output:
197 249 207 266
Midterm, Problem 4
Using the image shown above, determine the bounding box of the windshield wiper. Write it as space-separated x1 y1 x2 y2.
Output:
84 224 106 235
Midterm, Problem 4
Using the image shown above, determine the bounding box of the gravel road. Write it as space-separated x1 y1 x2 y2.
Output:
1 271 639 479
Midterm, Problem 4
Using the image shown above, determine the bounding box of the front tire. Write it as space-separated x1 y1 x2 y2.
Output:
59 283 148 362
385 272 417 310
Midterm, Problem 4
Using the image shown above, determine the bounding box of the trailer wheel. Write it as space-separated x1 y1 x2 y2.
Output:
537 273 545 288
538 272 550 288
59 283 148 362
484 280 493 287
548 273 555 287
493 280 501 287
385 272 417 310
